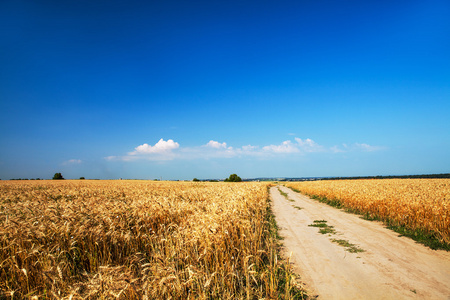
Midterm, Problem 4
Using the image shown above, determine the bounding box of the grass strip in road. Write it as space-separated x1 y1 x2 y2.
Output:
331 239 365 253
308 220 336 235
309 220 364 253
278 187 295 202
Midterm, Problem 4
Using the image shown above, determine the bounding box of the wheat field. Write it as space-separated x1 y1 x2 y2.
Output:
286 179 450 245
0 180 302 299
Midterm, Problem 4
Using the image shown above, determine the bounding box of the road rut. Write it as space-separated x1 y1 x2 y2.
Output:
270 185 450 300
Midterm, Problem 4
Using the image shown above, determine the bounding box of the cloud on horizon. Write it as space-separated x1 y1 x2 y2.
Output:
61 159 82 165
129 139 179 155
330 143 387 153
205 140 228 149
105 138 386 162
354 143 386 152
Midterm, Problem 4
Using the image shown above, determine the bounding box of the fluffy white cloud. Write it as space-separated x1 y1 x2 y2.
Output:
242 145 258 151
129 139 179 155
105 137 386 161
263 140 299 153
106 139 180 161
205 140 228 149
295 138 324 152
263 138 324 154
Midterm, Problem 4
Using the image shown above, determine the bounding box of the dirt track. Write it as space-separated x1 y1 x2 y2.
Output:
270 185 450 300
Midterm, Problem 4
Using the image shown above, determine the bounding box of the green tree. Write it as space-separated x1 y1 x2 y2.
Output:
52 173 64 180
225 174 242 182
193 178 200 182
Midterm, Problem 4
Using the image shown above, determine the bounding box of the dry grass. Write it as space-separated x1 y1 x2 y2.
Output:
0 180 304 299
286 179 450 245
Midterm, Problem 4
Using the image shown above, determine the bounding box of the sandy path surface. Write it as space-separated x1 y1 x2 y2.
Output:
270 185 450 300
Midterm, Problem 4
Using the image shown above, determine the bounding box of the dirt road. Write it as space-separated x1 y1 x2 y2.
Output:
270 185 450 300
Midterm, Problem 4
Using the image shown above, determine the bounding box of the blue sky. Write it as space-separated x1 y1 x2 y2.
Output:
1 0 449 180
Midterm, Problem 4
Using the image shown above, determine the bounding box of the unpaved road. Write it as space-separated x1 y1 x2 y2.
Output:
271 185 450 300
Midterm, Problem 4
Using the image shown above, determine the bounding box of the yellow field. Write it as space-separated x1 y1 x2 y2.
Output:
286 179 450 244
0 180 301 299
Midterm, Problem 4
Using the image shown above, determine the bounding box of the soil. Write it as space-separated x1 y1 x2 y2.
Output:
270 185 450 300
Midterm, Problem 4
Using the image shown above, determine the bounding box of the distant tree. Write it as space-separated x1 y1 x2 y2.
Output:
79 177 85 180
193 178 200 182
52 173 64 180
225 174 242 182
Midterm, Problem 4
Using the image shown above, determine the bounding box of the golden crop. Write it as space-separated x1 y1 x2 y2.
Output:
286 179 450 244
0 180 300 299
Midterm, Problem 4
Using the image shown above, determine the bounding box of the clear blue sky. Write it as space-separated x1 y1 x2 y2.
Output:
1 0 449 180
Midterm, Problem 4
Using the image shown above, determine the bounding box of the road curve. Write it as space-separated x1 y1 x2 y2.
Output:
270 185 450 300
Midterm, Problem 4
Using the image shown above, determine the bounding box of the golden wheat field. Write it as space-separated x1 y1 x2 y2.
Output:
0 180 302 299
286 179 450 244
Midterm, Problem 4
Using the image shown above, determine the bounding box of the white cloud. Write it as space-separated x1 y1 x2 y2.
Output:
129 139 179 155
263 140 299 153
205 140 228 149
105 137 386 162
354 143 385 152
330 146 345 153
295 138 324 152
242 145 258 151
62 159 82 165
263 138 324 154
106 139 180 161
195 140 237 158
329 143 385 153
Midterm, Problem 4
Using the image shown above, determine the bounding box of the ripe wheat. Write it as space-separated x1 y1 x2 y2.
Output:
286 179 450 244
0 180 302 299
